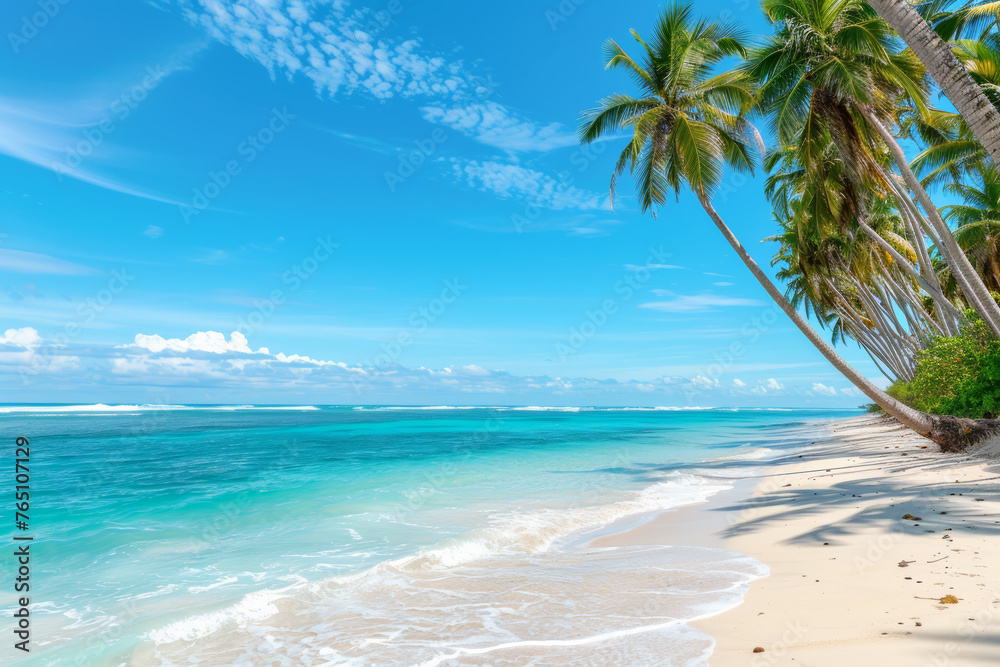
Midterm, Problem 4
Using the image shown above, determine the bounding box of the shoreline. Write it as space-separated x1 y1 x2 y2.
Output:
598 415 1000 665
41 410 1000 665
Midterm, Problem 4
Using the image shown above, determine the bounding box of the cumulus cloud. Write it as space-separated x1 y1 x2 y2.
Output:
0 327 42 348
0 328 856 407
111 330 362 383
56 329 702 399
0 327 79 374
811 382 838 397
751 378 784 395
122 331 268 355
691 375 720 389
105 330 660 395
449 159 610 210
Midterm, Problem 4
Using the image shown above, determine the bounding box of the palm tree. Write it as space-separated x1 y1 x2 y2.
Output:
955 33 1000 109
905 108 985 190
906 34 1000 190
867 0 1000 167
943 164 1000 293
769 206 925 383
920 0 1000 41
766 142 958 378
579 2 996 451
747 0 1000 337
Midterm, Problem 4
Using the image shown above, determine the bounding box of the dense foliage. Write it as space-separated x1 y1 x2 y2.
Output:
888 312 1000 418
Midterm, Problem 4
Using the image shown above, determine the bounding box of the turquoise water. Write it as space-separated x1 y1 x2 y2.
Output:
0 405 855 665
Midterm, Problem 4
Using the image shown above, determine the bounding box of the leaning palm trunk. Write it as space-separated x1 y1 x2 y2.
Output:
867 0 1000 166
853 277 921 375
886 185 980 317
882 189 963 336
856 219 965 332
582 4 1000 453
884 177 943 289
697 192 998 452
863 109 1000 337
823 276 916 381
883 272 943 341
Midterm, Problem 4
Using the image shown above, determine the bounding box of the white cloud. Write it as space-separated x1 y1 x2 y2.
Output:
691 375 720 389
2 328 862 406
173 2 577 156
421 102 576 152
640 294 766 313
450 159 609 210
751 378 784 395
0 249 97 275
178 0 460 100
144 225 164 239
123 331 268 355
0 327 42 348
0 46 202 203
0 327 79 374
75 329 701 398
811 382 838 397
111 331 362 382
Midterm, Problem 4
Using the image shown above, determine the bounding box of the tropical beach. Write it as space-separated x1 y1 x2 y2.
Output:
3 406 997 665
5 0 1000 664
693 416 1000 665
0 405 829 664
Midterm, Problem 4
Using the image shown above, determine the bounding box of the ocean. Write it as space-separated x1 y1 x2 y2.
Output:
0 405 855 666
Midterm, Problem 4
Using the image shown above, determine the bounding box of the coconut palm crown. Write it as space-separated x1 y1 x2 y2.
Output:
578 3 763 211
747 0 929 196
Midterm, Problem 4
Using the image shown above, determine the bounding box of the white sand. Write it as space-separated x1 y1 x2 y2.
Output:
601 416 1000 666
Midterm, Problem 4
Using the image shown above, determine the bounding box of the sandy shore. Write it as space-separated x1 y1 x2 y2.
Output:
597 415 1000 666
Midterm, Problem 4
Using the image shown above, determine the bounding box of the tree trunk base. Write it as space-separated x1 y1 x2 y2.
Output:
927 416 1000 454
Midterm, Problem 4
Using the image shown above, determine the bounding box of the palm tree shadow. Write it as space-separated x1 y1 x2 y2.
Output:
915 631 1000 662
548 417 1000 547
712 452 1000 544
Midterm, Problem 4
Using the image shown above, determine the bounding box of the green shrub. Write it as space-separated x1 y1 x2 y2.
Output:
888 313 1000 419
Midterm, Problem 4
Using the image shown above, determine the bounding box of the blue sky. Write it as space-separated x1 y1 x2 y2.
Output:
0 0 881 406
